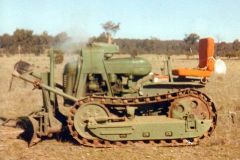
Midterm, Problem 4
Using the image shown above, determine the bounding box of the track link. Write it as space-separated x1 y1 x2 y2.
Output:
68 89 217 147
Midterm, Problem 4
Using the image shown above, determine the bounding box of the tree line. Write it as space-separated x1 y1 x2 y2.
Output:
91 33 240 57
0 29 69 55
116 38 240 57
1 28 240 58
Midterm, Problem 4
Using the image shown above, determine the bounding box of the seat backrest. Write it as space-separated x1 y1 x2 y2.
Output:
198 38 215 70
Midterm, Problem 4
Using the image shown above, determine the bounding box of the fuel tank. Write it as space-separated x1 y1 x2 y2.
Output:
104 57 152 76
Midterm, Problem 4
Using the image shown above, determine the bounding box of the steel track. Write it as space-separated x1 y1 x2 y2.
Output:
67 89 217 147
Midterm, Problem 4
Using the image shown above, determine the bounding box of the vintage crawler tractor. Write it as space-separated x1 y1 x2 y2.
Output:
6 41 217 147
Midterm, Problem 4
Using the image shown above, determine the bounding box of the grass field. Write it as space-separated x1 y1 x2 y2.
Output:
0 54 239 160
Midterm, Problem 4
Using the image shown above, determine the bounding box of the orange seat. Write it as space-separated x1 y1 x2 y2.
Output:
172 38 215 78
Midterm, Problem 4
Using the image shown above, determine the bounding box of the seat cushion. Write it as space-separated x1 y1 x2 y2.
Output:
172 68 213 77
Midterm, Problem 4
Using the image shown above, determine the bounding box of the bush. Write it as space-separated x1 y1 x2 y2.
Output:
47 49 64 64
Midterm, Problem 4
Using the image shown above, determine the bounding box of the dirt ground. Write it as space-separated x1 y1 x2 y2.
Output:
0 54 239 160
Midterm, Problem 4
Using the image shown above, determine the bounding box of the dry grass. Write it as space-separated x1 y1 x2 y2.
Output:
0 54 239 160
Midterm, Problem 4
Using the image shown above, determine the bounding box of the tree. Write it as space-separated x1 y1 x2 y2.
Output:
102 21 120 35
233 39 240 51
89 33 108 43
101 21 120 43
13 29 34 53
54 32 69 45
184 33 200 45
232 39 240 57
217 42 234 58
40 31 52 47
0 34 13 48
184 33 200 58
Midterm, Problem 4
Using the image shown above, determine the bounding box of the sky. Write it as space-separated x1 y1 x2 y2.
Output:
1 0 240 42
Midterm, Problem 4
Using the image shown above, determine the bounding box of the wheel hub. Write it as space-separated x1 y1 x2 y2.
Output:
169 97 211 120
73 103 110 139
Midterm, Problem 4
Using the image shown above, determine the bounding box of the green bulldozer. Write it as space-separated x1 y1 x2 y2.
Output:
5 42 217 147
